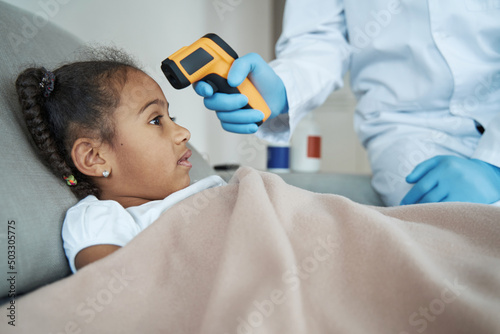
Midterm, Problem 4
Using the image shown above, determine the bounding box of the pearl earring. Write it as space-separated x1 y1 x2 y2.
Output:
102 170 110 178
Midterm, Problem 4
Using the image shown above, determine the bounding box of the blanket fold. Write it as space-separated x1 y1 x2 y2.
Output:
4 167 500 333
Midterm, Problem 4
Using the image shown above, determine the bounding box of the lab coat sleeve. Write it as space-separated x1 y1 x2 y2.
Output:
471 112 500 168
256 0 352 144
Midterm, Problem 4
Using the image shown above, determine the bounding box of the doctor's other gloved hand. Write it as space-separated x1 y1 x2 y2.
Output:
194 53 287 134
400 155 500 205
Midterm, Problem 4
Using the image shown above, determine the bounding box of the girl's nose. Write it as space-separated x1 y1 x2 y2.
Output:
174 123 191 144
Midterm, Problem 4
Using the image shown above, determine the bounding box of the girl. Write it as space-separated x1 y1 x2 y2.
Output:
15 48 225 273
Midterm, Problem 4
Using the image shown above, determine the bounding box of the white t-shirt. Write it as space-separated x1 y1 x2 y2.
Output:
62 175 226 273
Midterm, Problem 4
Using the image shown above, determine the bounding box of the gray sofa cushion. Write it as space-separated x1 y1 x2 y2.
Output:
0 2 82 298
0 1 215 299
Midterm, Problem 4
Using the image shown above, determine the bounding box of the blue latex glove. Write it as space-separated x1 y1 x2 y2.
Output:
194 53 288 134
400 155 500 205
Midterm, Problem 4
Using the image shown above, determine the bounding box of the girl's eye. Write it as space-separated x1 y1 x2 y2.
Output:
149 115 163 126
169 116 176 122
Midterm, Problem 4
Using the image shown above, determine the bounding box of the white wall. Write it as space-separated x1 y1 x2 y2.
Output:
7 0 370 174
315 76 371 174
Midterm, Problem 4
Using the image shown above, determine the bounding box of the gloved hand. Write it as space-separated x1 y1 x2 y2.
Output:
400 155 500 205
194 53 288 134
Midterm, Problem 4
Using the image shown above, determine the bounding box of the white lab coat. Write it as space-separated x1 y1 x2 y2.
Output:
257 0 500 206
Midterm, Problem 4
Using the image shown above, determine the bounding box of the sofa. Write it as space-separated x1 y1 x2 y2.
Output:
0 1 382 302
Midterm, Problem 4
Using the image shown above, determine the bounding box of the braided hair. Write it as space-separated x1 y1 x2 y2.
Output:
15 47 139 199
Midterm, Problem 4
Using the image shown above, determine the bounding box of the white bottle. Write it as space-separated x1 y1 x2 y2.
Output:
290 113 322 172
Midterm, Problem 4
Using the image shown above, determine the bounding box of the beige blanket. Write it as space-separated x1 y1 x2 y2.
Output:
4 167 500 333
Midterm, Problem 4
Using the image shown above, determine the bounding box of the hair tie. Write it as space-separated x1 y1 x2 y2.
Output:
63 175 77 186
39 68 56 97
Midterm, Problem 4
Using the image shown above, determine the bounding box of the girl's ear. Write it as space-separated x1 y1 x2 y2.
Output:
71 138 110 177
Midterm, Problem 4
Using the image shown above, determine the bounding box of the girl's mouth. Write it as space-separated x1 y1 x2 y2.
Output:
177 149 192 168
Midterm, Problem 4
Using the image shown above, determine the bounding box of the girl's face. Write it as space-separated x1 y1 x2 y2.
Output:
100 69 192 207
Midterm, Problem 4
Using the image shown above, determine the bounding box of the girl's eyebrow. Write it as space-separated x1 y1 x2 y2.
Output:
138 98 167 115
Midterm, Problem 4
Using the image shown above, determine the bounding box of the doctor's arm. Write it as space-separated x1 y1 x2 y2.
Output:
194 0 350 137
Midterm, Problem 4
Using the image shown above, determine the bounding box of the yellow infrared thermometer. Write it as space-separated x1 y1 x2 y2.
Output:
161 33 271 125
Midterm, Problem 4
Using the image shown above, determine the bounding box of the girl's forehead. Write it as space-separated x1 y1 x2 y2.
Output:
126 69 158 90
114 70 168 115
121 71 164 100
